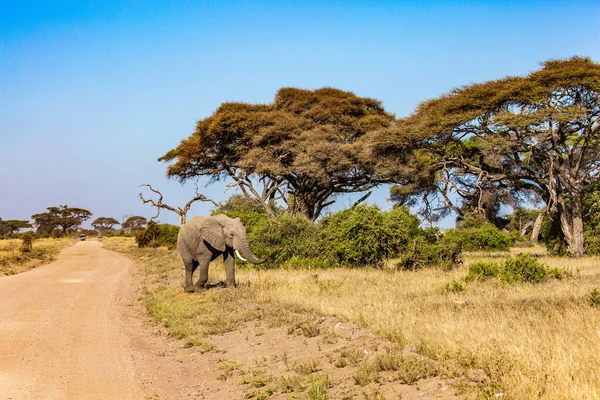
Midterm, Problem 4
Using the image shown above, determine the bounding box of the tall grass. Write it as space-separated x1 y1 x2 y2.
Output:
0 238 73 275
106 238 600 399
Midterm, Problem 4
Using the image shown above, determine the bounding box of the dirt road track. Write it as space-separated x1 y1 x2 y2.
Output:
0 241 144 399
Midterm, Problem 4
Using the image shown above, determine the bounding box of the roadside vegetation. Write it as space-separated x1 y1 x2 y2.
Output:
0 237 73 276
105 234 600 399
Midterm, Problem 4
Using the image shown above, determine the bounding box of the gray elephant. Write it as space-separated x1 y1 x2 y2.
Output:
177 214 265 292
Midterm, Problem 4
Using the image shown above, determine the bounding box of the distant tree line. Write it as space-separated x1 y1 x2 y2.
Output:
1 206 148 239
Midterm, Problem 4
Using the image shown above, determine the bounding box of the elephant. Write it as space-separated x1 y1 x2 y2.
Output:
177 214 265 292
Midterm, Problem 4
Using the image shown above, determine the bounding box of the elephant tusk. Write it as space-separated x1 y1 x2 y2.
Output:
235 250 248 262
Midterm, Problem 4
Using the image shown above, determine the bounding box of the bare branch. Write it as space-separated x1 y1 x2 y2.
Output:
351 191 372 208
139 183 220 225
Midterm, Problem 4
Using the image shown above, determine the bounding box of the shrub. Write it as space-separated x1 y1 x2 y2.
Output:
465 255 568 284
135 221 179 250
500 254 553 284
395 237 462 271
585 236 600 256
443 223 515 252
441 279 466 293
20 231 36 251
320 205 421 267
248 215 323 268
458 214 490 229
465 261 501 282
211 195 270 233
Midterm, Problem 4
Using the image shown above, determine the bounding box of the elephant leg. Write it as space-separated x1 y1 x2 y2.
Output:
183 257 197 293
195 253 211 290
223 249 236 287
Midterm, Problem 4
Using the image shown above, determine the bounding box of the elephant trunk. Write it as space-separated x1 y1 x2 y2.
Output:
235 238 266 264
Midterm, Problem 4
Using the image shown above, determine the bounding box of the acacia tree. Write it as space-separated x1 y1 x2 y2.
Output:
122 215 147 233
0 219 10 236
91 217 120 233
0 219 32 236
31 206 93 237
159 87 395 220
377 57 600 256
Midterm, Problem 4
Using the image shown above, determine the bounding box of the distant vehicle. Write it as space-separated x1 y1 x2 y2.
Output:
80 234 86 241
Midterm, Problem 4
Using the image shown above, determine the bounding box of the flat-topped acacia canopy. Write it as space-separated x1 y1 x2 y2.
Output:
160 87 395 220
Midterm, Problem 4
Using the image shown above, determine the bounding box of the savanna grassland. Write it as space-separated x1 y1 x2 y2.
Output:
0 238 73 276
104 237 600 400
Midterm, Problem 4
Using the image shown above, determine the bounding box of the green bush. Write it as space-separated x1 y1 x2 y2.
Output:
321 205 421 267
501 255 553 284
395 237 462 271
211 195 270 233
465 261 501 282
585 236 600 256
248 214 323 268
135 221 180 250
465 255 568 284
443 223 515 252
458 214 489 229
441 279 466 293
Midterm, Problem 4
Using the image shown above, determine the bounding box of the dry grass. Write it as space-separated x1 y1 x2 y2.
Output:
105 238 600 399
0 238 74 276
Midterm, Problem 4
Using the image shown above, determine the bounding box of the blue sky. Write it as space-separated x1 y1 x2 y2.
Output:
1 0 599 227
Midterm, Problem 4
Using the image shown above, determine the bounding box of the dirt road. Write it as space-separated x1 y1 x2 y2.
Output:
0 241 144 400
0 240 462 400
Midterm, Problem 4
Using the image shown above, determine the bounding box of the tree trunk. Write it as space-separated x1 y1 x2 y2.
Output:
557 193 585 257
179 213 186 225
530 210 546 242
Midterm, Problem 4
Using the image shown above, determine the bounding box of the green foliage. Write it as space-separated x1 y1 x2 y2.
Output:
458 214 489 229
380 57 600 257
0 219 32 238
211 195 270 233
501 255 547 283
248 214 323 268
465 262 500 282
589 288 600 308
245 205 460 270
321 205 421 267
505 207 540 234
122 215 147 234
135 221 180 250
465 255 568 284
585 236 600 256
441 279 465 293
443 223 515 252
395 237 462 271
0 219 10 238
583 181 600 255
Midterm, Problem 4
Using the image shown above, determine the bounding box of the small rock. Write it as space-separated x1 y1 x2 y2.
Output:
466 368 488 383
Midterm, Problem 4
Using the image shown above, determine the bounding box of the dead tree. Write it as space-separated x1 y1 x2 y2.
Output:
139 183 219 225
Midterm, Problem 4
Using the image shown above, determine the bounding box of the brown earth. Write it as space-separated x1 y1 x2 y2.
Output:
0 241 463 399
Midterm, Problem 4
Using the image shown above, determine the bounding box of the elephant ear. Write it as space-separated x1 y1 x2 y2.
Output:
198 218 226 252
